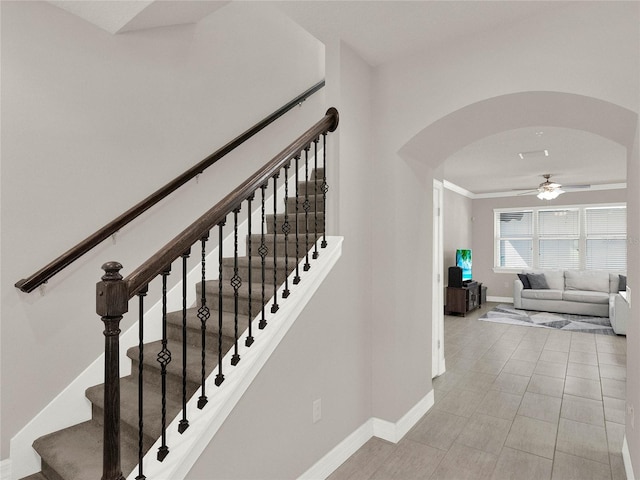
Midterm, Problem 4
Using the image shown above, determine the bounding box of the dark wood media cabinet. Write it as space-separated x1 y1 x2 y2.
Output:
446 281 482 316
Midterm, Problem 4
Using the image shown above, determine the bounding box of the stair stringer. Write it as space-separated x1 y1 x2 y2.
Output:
8 158 312 480
128 236 343 480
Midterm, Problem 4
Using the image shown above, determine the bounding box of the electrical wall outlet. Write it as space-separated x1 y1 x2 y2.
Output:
313 398 322 424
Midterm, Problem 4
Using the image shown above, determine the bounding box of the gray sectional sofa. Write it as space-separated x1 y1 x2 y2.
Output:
513 269 628 334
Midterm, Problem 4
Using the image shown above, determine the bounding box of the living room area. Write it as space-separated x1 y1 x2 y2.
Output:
431 126 631 478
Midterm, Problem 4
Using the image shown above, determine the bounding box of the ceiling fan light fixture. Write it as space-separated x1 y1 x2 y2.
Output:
537 188 564 200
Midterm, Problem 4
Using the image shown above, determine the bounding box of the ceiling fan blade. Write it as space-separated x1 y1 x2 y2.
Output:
563 184 591 189
515 190 538 195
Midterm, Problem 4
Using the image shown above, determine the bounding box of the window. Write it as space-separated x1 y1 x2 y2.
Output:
585 206 627 271
497 211 533 268
538 209 579 269
494 204 626 272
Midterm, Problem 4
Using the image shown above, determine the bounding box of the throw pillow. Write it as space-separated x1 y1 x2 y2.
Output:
527 273 549 289
619 274 627 292
517 273 531 289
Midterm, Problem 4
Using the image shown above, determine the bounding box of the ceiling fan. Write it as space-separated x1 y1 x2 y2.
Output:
516 174 591 200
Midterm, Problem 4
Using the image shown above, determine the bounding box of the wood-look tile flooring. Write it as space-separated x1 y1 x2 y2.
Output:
327 303 627 480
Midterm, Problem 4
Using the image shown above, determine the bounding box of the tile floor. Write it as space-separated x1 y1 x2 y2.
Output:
327 303 628 480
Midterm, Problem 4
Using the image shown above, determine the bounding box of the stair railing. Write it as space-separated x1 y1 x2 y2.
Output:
15 80 326 294
97 108 338 480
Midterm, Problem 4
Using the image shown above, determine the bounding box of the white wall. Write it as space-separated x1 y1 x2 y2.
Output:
472 189 628 298
443 188 473 288
371 0 637 468
0 0 325 460
625 124 640 479
186 40 375 479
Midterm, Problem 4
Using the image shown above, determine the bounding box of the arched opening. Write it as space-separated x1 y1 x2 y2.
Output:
397 91 638 378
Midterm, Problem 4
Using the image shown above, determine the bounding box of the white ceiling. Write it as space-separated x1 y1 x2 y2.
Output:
47 1 635 196
273 1 565 67
444 127 627 195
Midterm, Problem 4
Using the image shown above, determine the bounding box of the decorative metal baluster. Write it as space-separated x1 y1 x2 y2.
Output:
271 173 280 313
313 138 319 259
136 285 148 480
246 194 255 347
282 162 291 298
178 249 190 434
321 133 329 248
157 266 172 462
216 221 225 386
259 184 268 329
303 146 311 271
293 155 301 284
197 233 210 409
231 207 241 366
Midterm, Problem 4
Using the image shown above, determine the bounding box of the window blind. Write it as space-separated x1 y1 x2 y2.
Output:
586 207 626 271
497 211 533 268
538 210 580 269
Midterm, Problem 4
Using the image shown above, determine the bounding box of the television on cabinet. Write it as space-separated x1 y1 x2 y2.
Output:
456 249 472 282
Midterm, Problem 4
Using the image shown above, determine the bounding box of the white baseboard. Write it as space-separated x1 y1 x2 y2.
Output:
298 420 374 480
622 435 636 480
372 390 435 443
1 460 11 480
487 296 513 304
299 390 435 480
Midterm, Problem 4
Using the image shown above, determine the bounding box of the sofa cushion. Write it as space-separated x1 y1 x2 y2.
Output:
562 290 609 304
565 270 609 293
527 273 549 289
619 275 627 292
521 289 563 301
518 273 531 289
524 270 564 290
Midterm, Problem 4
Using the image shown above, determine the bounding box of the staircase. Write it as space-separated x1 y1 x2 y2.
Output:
22 170 327 480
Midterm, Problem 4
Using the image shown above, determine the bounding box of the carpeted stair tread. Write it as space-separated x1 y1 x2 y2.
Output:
20 473 48 480
32 420 138 480
166 307 249 346
86 375 182 451
127 337 235 395
245 234 321 259
221 255 297 285
266 212 325 234
296 180 326 195
195 280 269 315
286 194 325 212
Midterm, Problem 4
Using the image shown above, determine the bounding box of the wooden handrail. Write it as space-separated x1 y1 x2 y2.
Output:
15 80 326 293
125 107 339 297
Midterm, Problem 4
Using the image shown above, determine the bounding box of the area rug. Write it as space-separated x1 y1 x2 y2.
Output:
479 304 616 335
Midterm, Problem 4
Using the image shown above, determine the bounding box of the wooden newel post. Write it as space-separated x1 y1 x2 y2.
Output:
97 261 129 480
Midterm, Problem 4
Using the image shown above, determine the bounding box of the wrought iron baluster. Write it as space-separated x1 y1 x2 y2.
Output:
259 185 268 329
178 249 190 434
293 155 301 284
282 162 291 298
136 285 148 480
271 173 280 313
231 207 241 366
216 221 225 386
313 138 319 259
157 266 172 462
303 146 311 271
246 194 255 347
321 133 329 248
197 233 210 409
